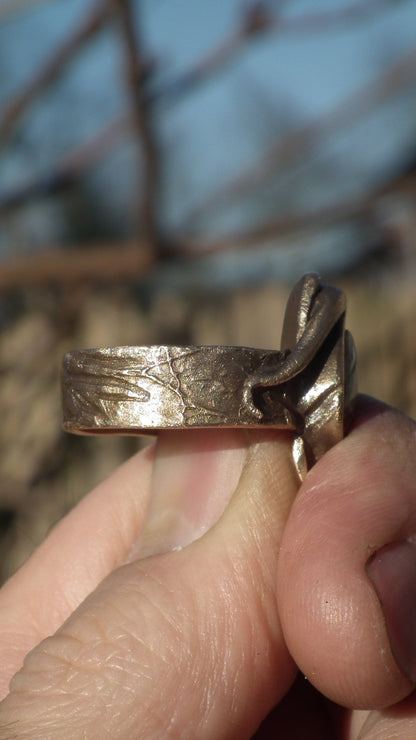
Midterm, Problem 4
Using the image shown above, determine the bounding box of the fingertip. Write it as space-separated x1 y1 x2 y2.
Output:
367 539 416 685
277 400 416 708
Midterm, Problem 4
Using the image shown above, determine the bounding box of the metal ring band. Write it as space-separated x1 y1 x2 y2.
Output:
62 345 292 433
61 274 357 472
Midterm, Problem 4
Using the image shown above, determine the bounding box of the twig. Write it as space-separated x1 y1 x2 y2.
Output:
266 0 405 32
115 0 161 252
3 171 415 291
0 0 113 146
1 0 403 146
153 0 405 104
0 117 131 213
176 198 374 256
184 42 416 225
0 0 409 215
0 242 154 291
176 171 416 255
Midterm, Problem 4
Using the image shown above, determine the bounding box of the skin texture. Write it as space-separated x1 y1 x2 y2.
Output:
0 398 415 737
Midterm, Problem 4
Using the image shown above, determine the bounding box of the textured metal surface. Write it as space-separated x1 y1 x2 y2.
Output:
62 345 290 432
62 273 356 469
243 273 356 465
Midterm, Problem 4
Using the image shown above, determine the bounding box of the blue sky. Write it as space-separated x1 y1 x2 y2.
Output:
1 0 416 278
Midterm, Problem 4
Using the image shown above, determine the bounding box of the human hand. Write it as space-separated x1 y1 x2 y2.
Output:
0 398 415 738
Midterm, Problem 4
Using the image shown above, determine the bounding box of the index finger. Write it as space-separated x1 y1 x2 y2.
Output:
0 443 154 698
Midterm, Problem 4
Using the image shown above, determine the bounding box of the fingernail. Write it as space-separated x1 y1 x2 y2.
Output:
135 430 248 558
367 539 416 683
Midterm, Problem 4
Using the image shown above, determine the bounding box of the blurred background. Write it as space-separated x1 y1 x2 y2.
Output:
0 0 415 582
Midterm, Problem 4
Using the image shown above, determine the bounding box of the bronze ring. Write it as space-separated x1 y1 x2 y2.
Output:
61 274 357 476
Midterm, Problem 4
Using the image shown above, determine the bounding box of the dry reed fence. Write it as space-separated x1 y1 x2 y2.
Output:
0 268 414 583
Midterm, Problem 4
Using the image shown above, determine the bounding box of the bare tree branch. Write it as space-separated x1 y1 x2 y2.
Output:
115 0 162 253
176 199 373 256
0 0 113 146
3 169 416 291
175 171 416 255
184 42 416 225
267 0 406 32
0 0 404 146
0 242 154 291
0 0 410 218
0 117 131 214
152 0 405 104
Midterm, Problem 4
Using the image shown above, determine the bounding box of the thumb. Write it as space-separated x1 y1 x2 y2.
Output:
0 429 299 739
277 397 416 710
